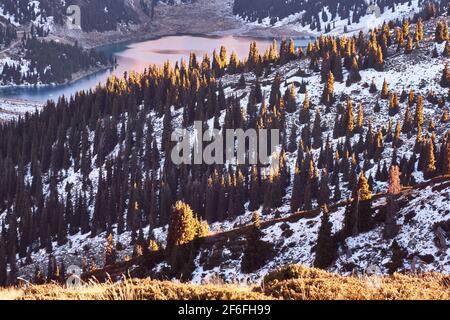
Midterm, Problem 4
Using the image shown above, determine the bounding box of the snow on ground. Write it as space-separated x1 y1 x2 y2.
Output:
0 99 43 122
8 15 450 283
238 0 422 37
0 57 45 87
190 182 450 284
0 1 55 30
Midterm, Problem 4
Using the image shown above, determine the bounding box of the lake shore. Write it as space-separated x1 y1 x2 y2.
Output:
60 64 114 87
0 63 113 103
50 0 313 51
0 97 44 107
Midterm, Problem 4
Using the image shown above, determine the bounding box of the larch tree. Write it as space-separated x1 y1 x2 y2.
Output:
345 98 355 136
322 71 335 105
385 166 401 239
424 140 437 179
381 79 389 99
104 232 116 267
166 201 201 255
444 135 450 175
414 95 424 128
356 172 373 201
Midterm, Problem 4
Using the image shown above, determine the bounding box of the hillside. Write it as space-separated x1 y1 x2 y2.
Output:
2 0 440 49
0 10 448 287
0 0 138 33
0 99 43 123
233 0 448 35
2 265 450 300
42 175 448 284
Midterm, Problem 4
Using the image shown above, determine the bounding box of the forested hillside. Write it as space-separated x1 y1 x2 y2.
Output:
0 0 140 33
233 0 449 33
0 7 450 286
0 0 64 28
0 20 17 47
0 35 111 85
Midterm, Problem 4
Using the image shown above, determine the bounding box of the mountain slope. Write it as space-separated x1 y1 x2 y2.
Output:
0 11 449 286
190 176 450 283
234 0 448 35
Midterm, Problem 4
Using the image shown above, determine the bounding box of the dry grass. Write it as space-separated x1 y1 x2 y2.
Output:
1 265 449 300
2 278 269 300
260 265 450 300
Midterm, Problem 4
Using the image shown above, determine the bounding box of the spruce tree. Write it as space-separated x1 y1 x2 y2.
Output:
249 166 261 211
388 240 406 274
369 79 378 93
314 206 335 269
346 57 361 85
312 109 323 149
441 63 450 87
241 212 274 273
318 170 330 206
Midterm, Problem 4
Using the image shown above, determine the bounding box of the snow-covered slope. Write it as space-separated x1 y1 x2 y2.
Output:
189 178 450 283
0 0 57 30
0 98 42 122
7 13 450 284
235 0 425 36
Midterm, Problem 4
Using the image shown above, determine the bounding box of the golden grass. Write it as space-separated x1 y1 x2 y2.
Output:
260 265 450 300
1 265 449 300
3 278 269 300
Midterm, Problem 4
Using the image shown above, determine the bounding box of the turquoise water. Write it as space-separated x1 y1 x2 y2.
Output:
0 35 311 102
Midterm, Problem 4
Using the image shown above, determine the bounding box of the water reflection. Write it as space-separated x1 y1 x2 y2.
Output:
0 35 310 102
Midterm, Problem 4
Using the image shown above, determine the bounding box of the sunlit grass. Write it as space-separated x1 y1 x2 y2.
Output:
1 265 449 300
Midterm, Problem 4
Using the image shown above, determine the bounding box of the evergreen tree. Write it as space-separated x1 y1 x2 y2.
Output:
346 57 361 85
388 240 407 274
441 63 450 87
241 212 274 273
314 206 335 269
318 170 330 206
